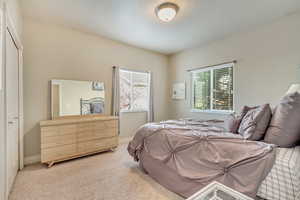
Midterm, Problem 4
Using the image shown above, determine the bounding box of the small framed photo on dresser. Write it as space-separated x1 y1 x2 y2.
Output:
92 81 105 91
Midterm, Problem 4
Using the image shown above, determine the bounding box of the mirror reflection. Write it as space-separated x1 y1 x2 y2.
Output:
51 80 105 118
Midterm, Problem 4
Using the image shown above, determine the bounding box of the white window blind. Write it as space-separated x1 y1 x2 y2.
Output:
191 63 234 112
119 69 150 112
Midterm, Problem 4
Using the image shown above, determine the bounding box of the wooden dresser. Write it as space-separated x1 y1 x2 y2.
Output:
40 115 118 167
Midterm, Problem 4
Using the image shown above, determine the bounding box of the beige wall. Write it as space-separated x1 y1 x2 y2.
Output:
23 19 169 158
168 12 300 120
5 0 22 38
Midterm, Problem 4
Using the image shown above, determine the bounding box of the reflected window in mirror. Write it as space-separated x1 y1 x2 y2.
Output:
51 80 105 119
119 69 150 112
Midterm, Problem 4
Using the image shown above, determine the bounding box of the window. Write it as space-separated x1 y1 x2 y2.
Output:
191 63 234 112
120 69 150 112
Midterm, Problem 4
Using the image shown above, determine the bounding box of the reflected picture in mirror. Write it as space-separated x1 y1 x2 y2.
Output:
51 80 105 119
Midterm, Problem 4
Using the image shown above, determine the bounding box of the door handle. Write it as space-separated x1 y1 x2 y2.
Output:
13 117 19 120
8 121 14 124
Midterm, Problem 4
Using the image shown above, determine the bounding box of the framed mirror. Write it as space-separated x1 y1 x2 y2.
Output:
51 79 105 119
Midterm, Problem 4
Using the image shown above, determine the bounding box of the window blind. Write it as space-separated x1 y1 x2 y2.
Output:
191 62 234 112
213 67 233 111
193 71 211 110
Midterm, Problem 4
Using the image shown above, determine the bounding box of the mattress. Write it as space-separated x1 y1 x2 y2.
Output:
257 146 300 200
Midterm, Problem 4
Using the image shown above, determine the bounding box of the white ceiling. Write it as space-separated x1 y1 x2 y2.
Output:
20 0 300 55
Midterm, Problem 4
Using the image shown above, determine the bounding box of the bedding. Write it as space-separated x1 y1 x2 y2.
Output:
225 106 249 133
264 92 300 147
257 146 300 200
128 120 276 199
238 104 272 141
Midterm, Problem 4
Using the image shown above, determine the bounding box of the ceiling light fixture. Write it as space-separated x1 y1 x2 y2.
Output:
156 2 179 22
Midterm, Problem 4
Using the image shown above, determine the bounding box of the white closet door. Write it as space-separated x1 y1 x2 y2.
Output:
6 29 19 194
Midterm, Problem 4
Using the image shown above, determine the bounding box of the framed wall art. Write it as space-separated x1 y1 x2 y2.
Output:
172 82 185 100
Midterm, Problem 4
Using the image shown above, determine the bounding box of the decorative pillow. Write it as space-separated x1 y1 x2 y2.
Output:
225 106 250 133
81 103 91 115
238 104 272 141
264 92 300 147
91 102 104 114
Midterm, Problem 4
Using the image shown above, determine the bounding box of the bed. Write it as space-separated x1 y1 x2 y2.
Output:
128 120 300 200
257 146 300 200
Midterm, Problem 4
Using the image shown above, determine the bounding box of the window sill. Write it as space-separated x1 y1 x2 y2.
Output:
190 109 234 115
121 110 148 114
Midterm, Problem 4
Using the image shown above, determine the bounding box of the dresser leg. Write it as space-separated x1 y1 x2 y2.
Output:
48 161 55 168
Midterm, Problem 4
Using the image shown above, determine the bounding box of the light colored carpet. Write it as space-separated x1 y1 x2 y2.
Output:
9 140 184 200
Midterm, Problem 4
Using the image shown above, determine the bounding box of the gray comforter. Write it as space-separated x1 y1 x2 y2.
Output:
128 120 276 199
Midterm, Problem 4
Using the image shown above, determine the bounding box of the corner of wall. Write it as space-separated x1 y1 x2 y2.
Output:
165 54 174 119
24 154 41 166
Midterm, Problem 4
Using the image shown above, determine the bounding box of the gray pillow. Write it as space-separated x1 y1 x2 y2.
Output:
238 104 272 141
225 106 250 133
264 92 300 147
90 102 104 114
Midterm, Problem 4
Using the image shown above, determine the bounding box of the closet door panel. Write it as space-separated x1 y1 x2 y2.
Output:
6 30 19 194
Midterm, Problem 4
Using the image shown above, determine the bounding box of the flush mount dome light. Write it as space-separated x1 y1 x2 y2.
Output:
156 2 179 22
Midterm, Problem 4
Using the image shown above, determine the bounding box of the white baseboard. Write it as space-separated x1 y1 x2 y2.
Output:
24 154 41 165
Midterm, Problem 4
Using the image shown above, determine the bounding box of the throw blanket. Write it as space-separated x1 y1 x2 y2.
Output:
128 120 276 199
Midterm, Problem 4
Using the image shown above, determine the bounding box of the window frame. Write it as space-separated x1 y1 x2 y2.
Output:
119 68 150 113
190 63 235 114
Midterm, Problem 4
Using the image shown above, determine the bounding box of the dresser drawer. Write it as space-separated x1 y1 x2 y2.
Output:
104 120 118 128
77 128 117 142
77 137 118 154
41 124 77 137
41 144 77 163
41 134 76 149
95 128 117 138
77 122 96 131
77 121 115 132
77 122 106 133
